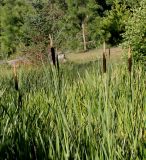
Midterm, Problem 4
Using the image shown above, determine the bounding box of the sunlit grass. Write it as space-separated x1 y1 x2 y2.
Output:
0 61 145 159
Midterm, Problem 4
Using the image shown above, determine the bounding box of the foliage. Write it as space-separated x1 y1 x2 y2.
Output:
0 0 145 59
59 0 100 51
100 0 129 45
25 0 64 48
123 0 146 65
0 0 29 58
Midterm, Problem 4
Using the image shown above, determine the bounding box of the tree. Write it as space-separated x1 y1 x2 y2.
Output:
99 0 130 45
64 0 99 51
0 0 29 58
95 0 113 16
24 0 65 53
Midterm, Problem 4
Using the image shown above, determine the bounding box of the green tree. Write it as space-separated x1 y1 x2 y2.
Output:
63 0 99 51
24 0 65 53
124 0 143 7
0 0 29 58
100 0 130 45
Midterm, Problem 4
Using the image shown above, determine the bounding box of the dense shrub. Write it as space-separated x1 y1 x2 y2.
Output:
123 0 146 65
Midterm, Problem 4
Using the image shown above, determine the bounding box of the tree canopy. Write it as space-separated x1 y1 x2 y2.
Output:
0 0 145 64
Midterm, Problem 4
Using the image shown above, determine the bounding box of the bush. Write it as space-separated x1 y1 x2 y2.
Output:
123 0 146 65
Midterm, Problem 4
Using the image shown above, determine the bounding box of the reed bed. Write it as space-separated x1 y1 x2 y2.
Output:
0 62 146 160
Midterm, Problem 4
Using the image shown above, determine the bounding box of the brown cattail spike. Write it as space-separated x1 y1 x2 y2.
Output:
49 34 57 67
109 48 111 59
103 41 107 73
13 64 23 108
103 52 107 73
13 65 19 91
51 47 56 66
128 46 132 73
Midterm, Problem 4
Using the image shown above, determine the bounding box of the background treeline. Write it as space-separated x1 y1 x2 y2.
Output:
0 0 146 63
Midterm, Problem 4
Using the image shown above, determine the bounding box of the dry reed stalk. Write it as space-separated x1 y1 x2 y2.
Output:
82 22 87 52
49 34 53 47
103 41 106 53
128 46 132 73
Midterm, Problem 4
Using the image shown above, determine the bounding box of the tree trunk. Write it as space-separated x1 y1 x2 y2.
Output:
82 23 87 52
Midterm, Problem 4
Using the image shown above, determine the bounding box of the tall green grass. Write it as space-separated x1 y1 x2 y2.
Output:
0 62 146 159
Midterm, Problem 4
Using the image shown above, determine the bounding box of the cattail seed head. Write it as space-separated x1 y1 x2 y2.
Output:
13 65 19 91
103 52 107 73
128 46 132 73
51 47 56 66
103 41 106 73
109 48 111 59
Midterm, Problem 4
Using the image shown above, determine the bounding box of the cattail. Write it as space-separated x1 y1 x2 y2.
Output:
49 34 57 67
13 64 19 91
109 48 111 59
103 41 107 73
128 45 132 73
103 52 107 73
51 47 56 66
12 64 23 108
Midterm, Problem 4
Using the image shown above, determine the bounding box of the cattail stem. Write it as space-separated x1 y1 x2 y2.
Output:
56 55 60 72
103 41 106 53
